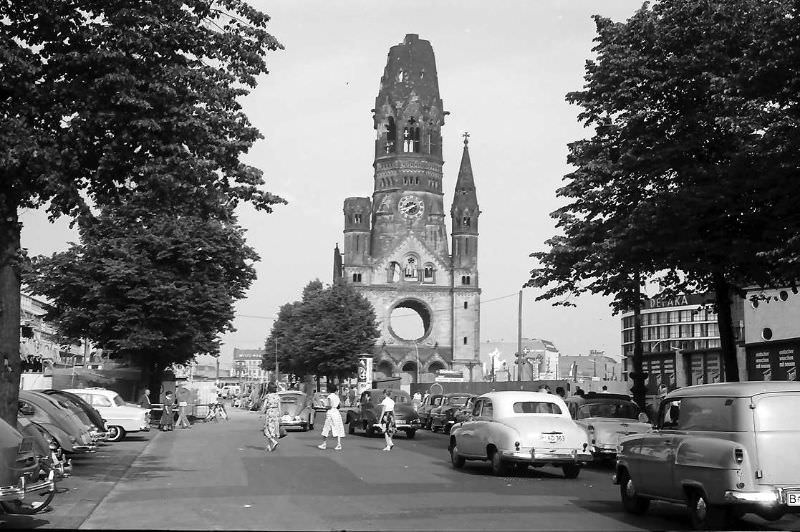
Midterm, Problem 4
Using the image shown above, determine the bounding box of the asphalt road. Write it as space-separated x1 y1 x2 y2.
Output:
3 408 799 531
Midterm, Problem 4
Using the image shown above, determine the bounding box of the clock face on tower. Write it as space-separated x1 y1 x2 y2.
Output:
398 195 424 218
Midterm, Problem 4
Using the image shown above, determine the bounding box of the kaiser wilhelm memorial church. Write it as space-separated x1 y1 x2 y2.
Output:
334 34 481 385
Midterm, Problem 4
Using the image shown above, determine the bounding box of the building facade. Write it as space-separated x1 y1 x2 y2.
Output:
741 287 800 382
334 34 481 386
20 292 87 371
232 348 268 380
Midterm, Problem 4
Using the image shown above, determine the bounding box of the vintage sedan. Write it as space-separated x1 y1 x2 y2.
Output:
346 389 421 439
0 417 56 514
17 418 72 480
18 390 95 454
277 391 314 431
430 393 476 434
41 390 108 441
64 388 150 442
614 381 800 530
417 393 444 430
564 393 651 461
38 390 109 443
449 391 592 478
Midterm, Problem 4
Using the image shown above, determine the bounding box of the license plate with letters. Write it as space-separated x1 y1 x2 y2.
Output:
788 491 800 507
541 433 565 444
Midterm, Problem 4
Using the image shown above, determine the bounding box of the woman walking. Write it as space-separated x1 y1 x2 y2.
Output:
260 382 281 452
377 389 396 451
317 383 345 450
159 391 175 431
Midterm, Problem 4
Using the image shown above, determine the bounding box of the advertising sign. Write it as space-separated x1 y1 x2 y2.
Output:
644 353 677 395
747 343 800 381
357 355 373 395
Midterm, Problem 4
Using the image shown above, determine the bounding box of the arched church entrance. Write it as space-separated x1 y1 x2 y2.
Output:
374 359 394 381
400 361 418 386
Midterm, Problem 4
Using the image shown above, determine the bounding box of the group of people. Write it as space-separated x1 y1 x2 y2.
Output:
258 383 398 453
137 387 192 432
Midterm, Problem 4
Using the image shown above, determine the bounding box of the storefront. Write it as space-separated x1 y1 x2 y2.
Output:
746 340 800 381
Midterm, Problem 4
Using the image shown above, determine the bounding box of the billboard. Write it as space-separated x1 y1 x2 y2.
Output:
747 342 800 381
357 355 373 394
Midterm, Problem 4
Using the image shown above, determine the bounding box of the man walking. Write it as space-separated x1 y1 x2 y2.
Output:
175 386 192 429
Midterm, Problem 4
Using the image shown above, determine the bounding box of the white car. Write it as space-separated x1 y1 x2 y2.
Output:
449 391 593 478
63 388 150 442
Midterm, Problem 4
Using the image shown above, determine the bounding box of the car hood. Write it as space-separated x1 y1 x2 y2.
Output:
578 418 651 437
499 416 588 446
98 405 148 419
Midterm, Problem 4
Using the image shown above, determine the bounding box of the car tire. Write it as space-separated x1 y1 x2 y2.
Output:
687 490 731 530
619 470 650 515
405 429 416 439
562 463 581 479
348 419 355 434
365 421 375 437
450 443 466 469
489 449 507 476
107 425 126 442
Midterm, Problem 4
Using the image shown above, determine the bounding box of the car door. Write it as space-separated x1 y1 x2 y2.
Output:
632 399 680 498
457 399 486 456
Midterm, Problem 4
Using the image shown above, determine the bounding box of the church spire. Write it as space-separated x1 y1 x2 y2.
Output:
451 132 479 236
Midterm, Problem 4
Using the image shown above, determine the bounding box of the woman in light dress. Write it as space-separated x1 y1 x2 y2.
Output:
260 381 281 452
318 383 345 450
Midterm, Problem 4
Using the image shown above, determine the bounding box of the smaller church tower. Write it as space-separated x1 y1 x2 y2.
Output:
343 197 372 284
450 133 480 364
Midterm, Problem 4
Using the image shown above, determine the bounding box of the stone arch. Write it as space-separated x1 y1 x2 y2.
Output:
374 357 396 381
388 298 432 342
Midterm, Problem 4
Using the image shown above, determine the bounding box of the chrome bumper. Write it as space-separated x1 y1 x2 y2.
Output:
724 487 800 506
501 448 593 463
0 470 56 501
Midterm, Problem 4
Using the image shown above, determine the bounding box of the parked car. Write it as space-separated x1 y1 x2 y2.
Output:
64 388 150 442
312 392 331 412
17 418 72 480
18 390 95 454
346 389 421 439
453 395 477 424
277 391 314 431
417 394 444 430
430 393 475 434
564 393 651 461
449 391 593 477
0 416 56 514
614 381 800 529
39 389 109 443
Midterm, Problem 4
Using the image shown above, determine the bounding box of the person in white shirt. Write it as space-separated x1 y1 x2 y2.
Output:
377 389 396 451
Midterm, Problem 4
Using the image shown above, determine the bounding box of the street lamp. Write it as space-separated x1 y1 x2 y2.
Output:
413 341 420 384
274 338 279 384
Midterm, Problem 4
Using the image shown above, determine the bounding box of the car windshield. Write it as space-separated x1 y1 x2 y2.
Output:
112 394 125 407
513 401 562 414
448 396 471 406
577 401 639 420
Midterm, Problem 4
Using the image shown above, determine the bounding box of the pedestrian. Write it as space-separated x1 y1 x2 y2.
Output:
412 391 422 409
259 381 281 452
159 391 175 431
575 386 586 397
348 385 357 408
537 384 549 393
317 383 345 451
377 389 396 451
175 386 191 429
555 386 566 399
138 388 152 409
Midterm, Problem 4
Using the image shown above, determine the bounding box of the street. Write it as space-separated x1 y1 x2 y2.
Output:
1 408 797 531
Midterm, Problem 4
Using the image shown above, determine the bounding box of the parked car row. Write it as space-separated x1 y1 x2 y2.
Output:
1 387 151 516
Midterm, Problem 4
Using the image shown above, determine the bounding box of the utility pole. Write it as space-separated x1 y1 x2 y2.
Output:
517 290 522 382
275 338 279 383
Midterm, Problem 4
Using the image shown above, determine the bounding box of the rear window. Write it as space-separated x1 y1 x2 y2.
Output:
112 394 125 407
577 401 640 420
513 402 562 415
449 396 471 406
391 394 409 404
755 395 800 432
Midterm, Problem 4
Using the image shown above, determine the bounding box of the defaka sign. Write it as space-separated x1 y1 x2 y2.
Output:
746 342 800 381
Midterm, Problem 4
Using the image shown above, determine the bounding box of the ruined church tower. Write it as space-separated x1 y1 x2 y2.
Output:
336 34 481 385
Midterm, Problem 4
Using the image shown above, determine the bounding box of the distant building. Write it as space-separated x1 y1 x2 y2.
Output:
20 292 87 371
233 348 268 380
480 338 560 381
559 351 620 382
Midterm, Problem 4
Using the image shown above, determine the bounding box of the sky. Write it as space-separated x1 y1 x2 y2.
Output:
19 0 648 370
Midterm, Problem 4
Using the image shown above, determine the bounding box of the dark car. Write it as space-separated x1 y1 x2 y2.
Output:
346 389 421 439
430 393 476 434
417 394 444 430
40 389 109 442
0 416 56 514
18 390 95 454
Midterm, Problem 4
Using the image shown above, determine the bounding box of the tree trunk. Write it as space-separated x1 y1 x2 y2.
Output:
0 201 22 426
713 271 740 382
628 279 648 413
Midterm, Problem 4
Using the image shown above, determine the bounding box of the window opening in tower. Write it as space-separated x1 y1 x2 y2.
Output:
396 70 403 82
403 118 420 153
385 117 396 154
404 257 418 280
424 266 434 282
463 216 470 227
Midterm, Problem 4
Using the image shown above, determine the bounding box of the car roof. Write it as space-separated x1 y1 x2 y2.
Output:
444 392 473 397
667 381 800 399
64 387 115 396
478 390 568 406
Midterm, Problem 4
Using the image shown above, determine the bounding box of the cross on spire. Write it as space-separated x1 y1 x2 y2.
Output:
462 131 470 146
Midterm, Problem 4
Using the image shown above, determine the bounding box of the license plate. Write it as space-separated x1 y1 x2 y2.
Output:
541 433 565 443
788 492 800 507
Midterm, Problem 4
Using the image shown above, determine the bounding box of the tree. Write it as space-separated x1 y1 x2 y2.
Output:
0 0 283 424
26 197 258 396
530 0 800 386
265 281 380 382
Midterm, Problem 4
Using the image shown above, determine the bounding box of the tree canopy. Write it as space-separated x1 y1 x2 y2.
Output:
0 0 283 423
264 281 380 382
528 0 800 383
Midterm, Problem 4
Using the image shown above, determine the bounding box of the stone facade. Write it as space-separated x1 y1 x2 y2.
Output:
335 34 481 385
